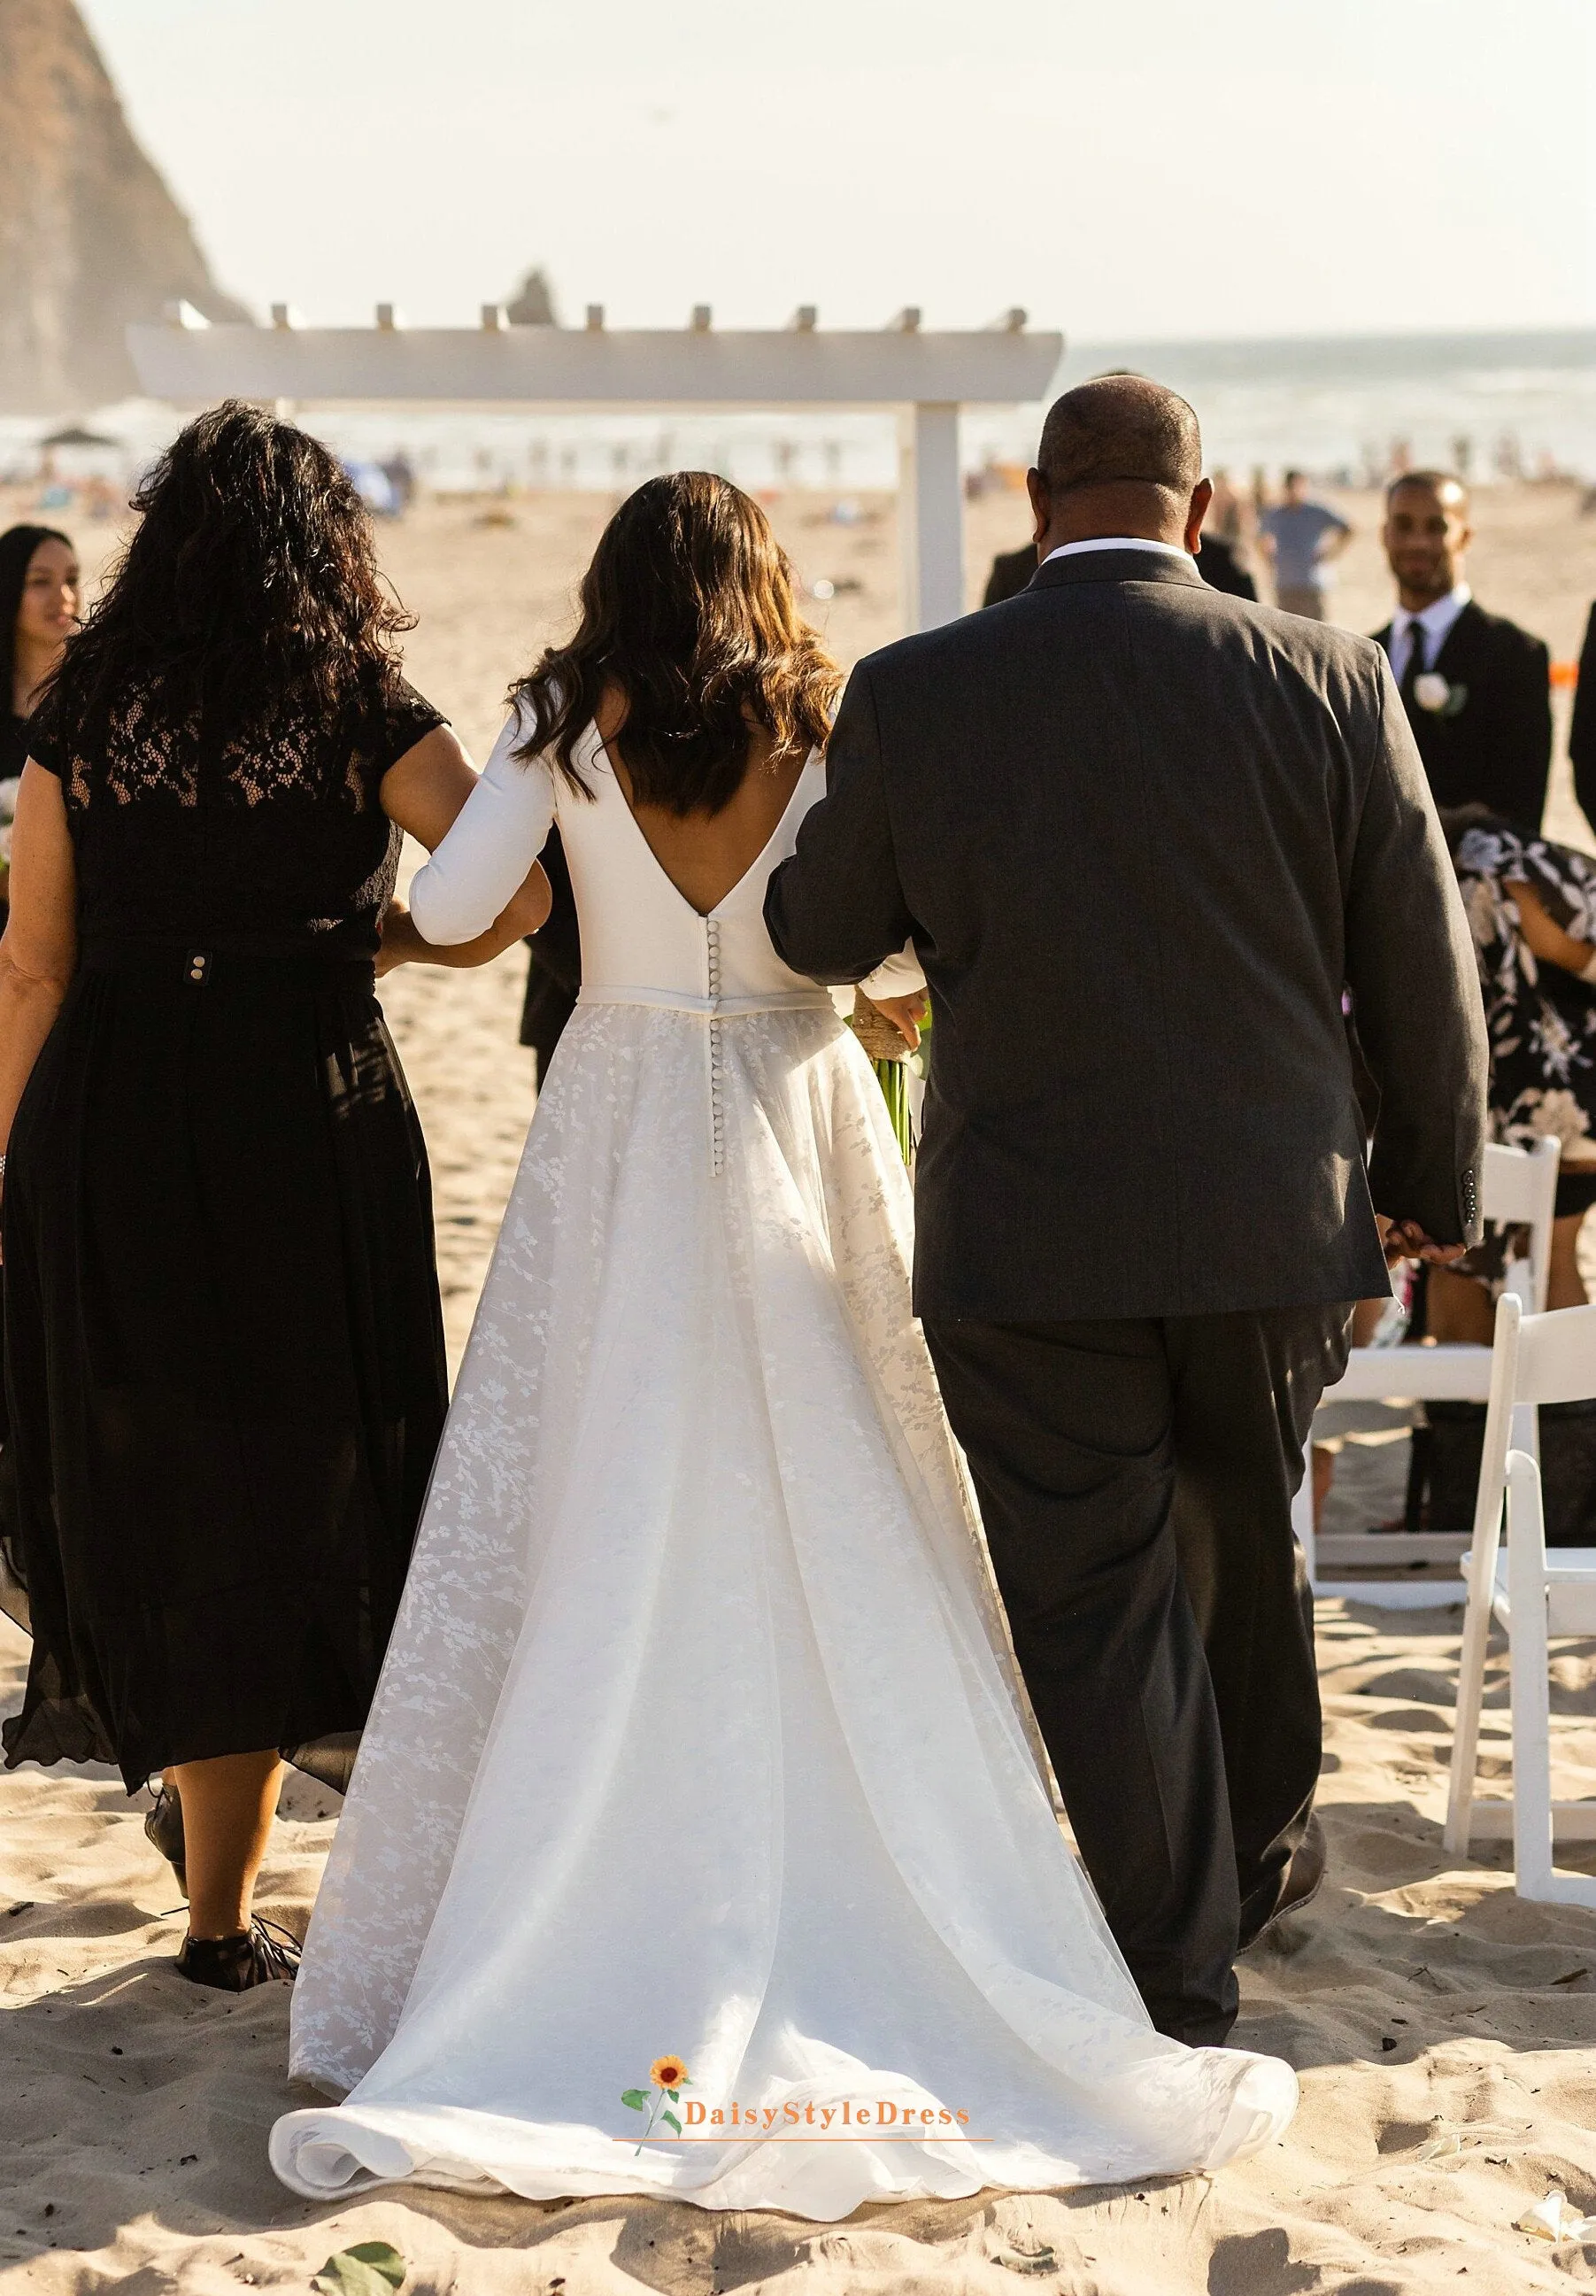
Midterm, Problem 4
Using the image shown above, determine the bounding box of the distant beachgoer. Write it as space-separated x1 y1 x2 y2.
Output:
1372 471 1551 831
1258 471 1351 619
1207 468 1249 546
0 525 79 936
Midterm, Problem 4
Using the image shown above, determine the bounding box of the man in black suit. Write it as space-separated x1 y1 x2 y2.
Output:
518 826 579 1087
766 376 1486 2046
987 527 1255 606
983 542 1037 606
1566 599 1596 831
1374 471 1552 830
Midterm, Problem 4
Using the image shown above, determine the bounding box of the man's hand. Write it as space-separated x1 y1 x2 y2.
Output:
1376 1212 1469 1267
868 991 929 1051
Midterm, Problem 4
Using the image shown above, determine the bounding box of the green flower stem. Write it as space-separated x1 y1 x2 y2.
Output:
635 2085 665 2155
873 1056 913 1164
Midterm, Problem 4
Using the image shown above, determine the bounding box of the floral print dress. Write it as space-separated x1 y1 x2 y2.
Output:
1451 813 1596 1165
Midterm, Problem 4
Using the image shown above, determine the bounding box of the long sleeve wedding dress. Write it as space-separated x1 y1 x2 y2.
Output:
269 711 1297 2219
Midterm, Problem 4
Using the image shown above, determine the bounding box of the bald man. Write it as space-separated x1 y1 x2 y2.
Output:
767 376 1486 2048
1374 471 1552 830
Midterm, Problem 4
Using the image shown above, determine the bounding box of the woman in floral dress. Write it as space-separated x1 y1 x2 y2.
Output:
1429 803 1596 1337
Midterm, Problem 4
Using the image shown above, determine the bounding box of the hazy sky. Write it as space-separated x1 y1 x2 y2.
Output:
82 0 1596 343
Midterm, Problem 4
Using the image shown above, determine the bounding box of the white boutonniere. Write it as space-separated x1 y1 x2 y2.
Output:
1413 672 1468 717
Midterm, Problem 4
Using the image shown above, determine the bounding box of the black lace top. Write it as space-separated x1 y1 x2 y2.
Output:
27 676 444 957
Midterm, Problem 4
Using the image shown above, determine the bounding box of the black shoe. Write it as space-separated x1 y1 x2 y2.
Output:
175 1917 301 1991
144 1784 188 1899
1237 1813 1327 1953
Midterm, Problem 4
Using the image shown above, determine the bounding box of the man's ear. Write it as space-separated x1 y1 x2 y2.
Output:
1025 468 1050 549
1184 477 1214 556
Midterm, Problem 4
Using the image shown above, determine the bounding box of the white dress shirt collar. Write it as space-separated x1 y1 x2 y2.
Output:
1392 583 1472 676
1041 537 1196 567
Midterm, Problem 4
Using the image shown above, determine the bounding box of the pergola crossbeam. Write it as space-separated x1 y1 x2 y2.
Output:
127 316 1064 633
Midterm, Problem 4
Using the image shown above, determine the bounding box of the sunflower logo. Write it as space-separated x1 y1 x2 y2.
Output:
622 2055 692 2153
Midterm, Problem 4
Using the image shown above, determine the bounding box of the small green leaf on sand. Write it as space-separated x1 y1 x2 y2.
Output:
662 2110 682 2135
312 2241 407 2296
621 2088 649 2110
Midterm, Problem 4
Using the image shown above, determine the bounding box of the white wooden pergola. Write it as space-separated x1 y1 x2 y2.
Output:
127 305 1063 633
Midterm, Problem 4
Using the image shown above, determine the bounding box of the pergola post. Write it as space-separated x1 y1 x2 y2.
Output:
898 402 964 633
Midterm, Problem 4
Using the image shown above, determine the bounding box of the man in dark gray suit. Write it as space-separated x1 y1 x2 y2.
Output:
765 377 1486 2048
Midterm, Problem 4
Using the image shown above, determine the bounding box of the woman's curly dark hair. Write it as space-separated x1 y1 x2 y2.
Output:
43 399 412 767
513 471 841 816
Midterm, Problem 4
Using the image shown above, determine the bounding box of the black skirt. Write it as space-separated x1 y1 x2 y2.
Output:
0 940 448 1792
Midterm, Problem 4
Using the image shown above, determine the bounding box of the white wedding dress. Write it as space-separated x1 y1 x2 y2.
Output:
269 712 1297 2219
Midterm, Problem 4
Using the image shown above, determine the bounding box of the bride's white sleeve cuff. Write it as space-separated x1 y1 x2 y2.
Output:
409 705 556 945
859 939 926 1000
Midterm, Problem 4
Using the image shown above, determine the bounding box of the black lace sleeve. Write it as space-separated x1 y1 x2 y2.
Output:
374 679 447 774
16 695 64 778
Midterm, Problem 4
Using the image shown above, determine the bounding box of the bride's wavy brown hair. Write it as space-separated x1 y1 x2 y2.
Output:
512 471 841 816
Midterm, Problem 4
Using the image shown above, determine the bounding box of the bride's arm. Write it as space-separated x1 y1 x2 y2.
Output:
380 713 555 966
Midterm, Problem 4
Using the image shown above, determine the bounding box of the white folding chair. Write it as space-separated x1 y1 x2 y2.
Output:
1444 1292 1596 1903
1294 1136 1561 1608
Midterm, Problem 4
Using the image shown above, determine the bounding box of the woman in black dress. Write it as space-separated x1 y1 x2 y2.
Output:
0 523 80 935
0 404 549 1989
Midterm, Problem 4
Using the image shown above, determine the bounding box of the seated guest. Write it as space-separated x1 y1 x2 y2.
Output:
1407 807 1596 1537
0 525 79 936
1373 471 1551 830
983 541 1036 607
1258 470 1350 619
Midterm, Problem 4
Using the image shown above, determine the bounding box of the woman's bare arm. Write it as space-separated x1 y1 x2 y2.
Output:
378 723 551 972
0 763 79 1254
1506 876 1596 976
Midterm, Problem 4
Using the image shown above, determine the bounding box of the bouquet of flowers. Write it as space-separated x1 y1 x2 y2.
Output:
847 987 927 1166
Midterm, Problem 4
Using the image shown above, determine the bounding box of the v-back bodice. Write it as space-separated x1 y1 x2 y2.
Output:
560 726 830 1012
408 708 831 1013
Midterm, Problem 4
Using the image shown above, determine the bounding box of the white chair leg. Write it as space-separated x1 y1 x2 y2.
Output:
1291 1442 1316 1594
1444 1486 1508 1859
1507 1451 1557 1900
1443 1571 1493 1857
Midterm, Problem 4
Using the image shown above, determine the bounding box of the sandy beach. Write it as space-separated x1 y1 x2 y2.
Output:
7 479 1596 2292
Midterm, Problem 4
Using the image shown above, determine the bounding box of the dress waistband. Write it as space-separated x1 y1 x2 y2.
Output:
577 985 834 1018
81 938 375 989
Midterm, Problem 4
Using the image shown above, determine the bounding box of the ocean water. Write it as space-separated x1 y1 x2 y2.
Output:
2 329 1592 495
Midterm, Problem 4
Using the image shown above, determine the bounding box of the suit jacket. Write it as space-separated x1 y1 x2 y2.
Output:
767 549 1487 1322
1568 600 1596 831
1373 599 1551 831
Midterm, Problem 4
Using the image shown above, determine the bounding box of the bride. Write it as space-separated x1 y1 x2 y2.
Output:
270 474 1296 2221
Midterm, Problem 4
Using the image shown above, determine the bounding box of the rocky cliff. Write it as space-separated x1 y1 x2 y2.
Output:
0 0 250 411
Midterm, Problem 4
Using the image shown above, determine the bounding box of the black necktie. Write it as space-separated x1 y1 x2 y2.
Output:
1400 619 1428 707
